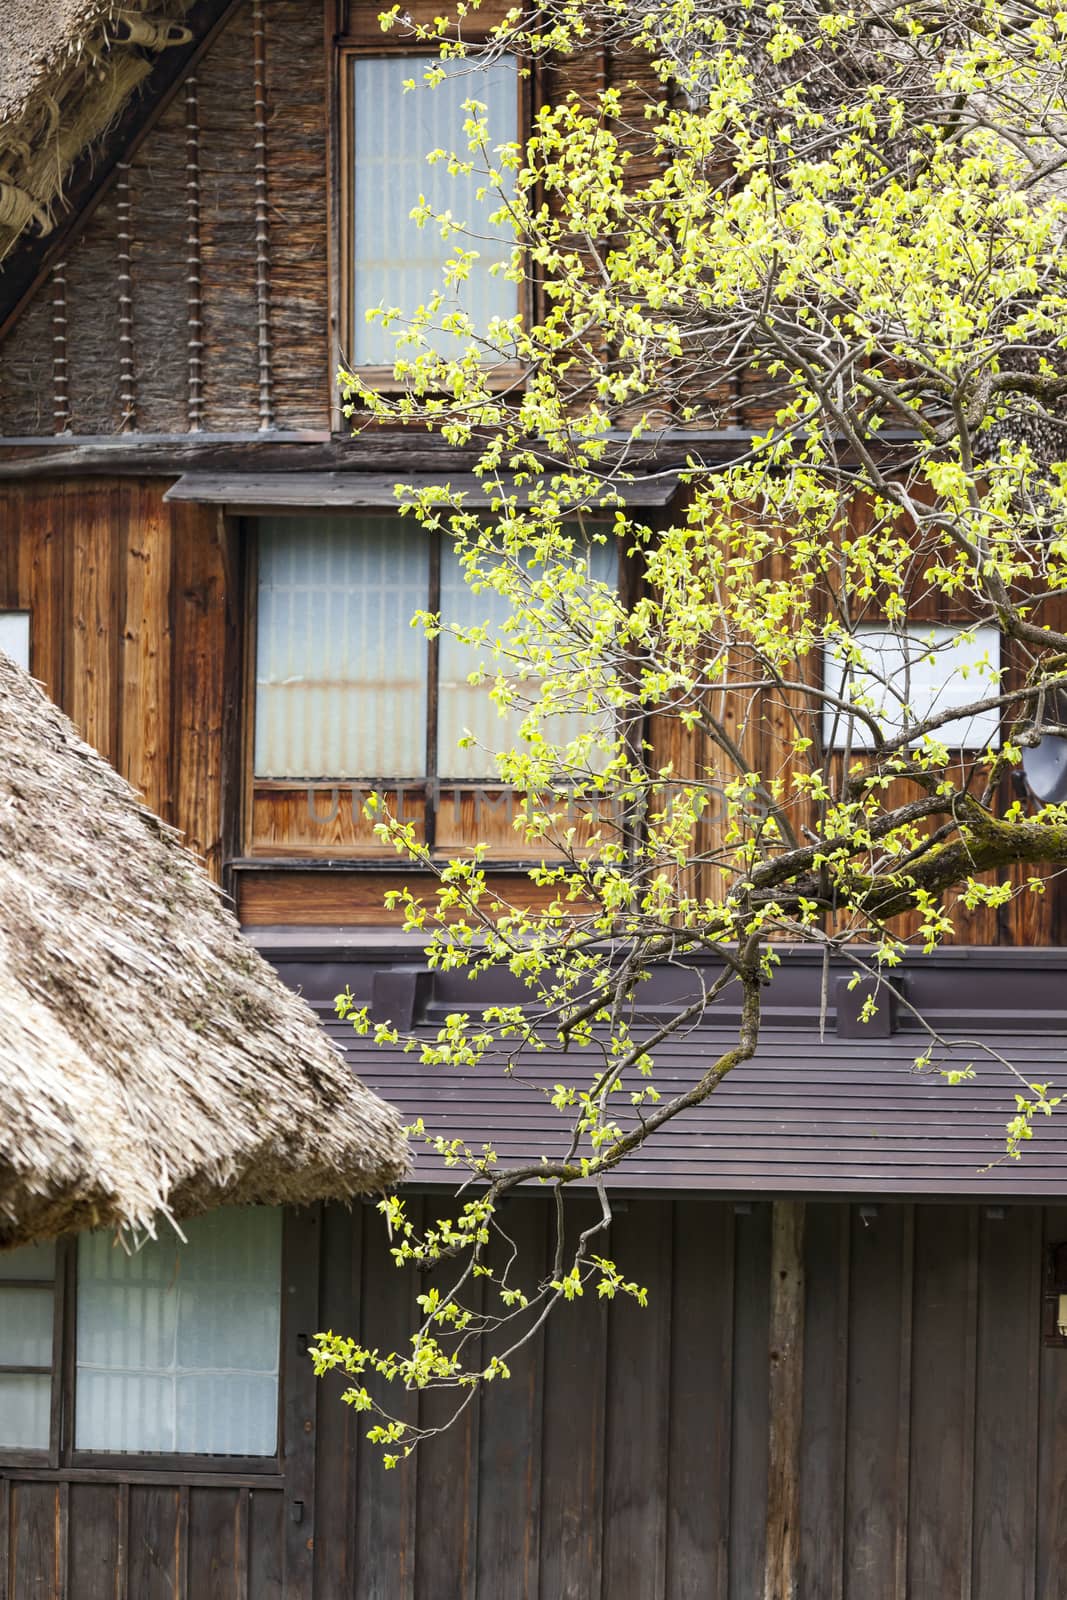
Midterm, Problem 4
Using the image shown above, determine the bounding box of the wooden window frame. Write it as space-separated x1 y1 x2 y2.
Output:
332 24 532 401
0 1212 313 1480
0 1242 66 1470
244 511 625 861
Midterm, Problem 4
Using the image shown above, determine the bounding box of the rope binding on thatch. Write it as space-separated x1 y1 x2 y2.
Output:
0 3 198 261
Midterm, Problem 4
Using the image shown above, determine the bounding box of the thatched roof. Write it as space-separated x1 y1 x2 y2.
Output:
0 2 196 259
0 650 410 1250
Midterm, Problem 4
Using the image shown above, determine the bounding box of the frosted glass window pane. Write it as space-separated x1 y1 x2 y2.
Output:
255 517 429 778
0 1375 50 1449
822 624 1001 750
75 1208 282 1456
0 1240 55 1449
0 612 30 671
438 535 617 779
0 1287 53 1365
1 1240 55 1280
352 55 518 365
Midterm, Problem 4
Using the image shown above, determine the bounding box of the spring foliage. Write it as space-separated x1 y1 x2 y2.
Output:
312 0 1067 1458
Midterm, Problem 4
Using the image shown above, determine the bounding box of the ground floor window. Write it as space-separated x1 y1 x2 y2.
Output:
0 1207 282 1464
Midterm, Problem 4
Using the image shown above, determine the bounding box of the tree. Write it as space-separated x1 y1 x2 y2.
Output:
312 0 1067 1460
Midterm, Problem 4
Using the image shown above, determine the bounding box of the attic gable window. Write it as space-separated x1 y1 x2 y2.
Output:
346 53 521 370
822 623 1002 751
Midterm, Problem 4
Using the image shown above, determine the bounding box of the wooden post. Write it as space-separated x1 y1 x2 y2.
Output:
764 1200 806 1600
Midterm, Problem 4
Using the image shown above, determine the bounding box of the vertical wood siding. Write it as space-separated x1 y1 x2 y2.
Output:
5 1197 1067 1597
0 478 231 881
306 1196 1067 1600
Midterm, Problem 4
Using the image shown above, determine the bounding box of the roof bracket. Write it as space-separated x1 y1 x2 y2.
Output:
834 975 900 1038
371 966 434 1031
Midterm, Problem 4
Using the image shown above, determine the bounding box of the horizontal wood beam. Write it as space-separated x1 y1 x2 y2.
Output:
0 435 487 479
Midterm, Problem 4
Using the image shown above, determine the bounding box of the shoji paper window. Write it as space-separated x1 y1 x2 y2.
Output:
350 54 519 366
437 535 618 779
822 624 1001 750
0 611 30 671
255 516 429 779
75 1208 282 1457
0 1240 56 1450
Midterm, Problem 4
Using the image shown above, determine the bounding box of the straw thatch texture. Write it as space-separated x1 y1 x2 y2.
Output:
0 2 196 260
0 650 410 1250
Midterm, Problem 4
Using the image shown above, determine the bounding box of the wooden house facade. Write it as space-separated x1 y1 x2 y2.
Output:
2 3 1067 1597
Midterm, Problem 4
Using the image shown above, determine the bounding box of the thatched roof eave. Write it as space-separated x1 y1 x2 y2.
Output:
0 651 410 1250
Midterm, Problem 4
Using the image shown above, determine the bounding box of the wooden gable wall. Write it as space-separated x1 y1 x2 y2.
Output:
0 0 330 438
0 480 234 879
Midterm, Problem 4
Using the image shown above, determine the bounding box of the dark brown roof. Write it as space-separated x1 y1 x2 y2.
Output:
254 935 1067 1199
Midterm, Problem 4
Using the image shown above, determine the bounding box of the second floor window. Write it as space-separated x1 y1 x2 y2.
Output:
348 53 520 369
253 516 616 784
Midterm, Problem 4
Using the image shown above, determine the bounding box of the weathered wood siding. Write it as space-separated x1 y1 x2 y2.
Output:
308 1196 1061 1600
0 478 234 879
0 0 330 437
3 1196 1063 1598
1 1480 285 1600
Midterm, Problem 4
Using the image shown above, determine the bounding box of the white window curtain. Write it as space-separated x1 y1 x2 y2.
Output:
437 534 618 779
75 1208 282 1457
0 1240 55 1450
351 53 519 366
255 516 429 779
822 624 1002 750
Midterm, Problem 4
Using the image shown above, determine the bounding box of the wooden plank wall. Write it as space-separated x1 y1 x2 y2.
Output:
2 1198 1064 1598
0 0 330 438
3 1480 284 1600
310 1195 1063 1600
0 478 232 879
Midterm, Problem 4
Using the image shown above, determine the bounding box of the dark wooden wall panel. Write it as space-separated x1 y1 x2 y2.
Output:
973 1206 1040 1600
537 1199 608 1600
127 1486 181 1600
907 1205 974 1597
1037 1204 1067 1599
728 1204 771 1600
799 1204 849 1600
248 1489 285 1600
313 1201 362 1600
67 1484 120 1600
7 1483 59 1599
601 1200 672 1600
475 1201 548 1600
665 1201 734 1600
843 1204 912 1600
188 1487 242 1600
353 1197 421 1600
